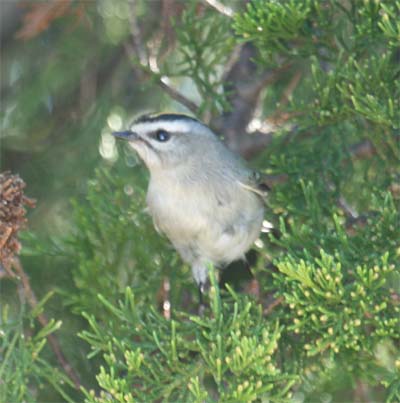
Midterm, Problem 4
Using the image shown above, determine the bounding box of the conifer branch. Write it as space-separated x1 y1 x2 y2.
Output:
13 258 82 390
0 172 81 391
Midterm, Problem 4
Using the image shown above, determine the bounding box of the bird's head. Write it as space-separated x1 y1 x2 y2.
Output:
113 113 216 171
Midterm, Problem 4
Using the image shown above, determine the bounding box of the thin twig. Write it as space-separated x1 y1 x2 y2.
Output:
213 42 292 156
338 195 359 219
158 78 199 114
124 42 199 114
326 180 359 221
128 0 200 115
279 71 303 106
12 258 82 390
202 0 234 17
268 71 302 125
126 0 200 114
263 296 284 316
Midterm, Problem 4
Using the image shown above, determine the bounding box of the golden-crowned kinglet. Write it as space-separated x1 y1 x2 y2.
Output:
113 113 266 301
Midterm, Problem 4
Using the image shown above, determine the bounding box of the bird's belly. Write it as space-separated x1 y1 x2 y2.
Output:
147 187 202 234
198 208 264 264
147 186 264 266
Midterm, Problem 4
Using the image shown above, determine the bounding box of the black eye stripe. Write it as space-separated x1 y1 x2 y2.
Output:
154 129 170 142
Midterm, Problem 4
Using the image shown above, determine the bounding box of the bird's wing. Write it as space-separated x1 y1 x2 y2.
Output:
237 170 270 200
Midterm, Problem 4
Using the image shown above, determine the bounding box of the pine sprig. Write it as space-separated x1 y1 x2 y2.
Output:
81 286 297 403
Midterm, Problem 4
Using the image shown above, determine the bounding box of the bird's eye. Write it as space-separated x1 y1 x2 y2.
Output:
154 129 170 142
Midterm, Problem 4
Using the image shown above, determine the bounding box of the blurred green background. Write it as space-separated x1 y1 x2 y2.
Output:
2 0 161 232
1 2 174 399
1 1 399 402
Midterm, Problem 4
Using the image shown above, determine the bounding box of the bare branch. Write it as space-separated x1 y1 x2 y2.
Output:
124 43 200 114
326 180 360 222
202 0 234 17
338 195 359 219
158 77 199 114
280 71 303 106
263 296 284 316
268 71 302 125
212 43 291 156
125 1 200 114
125 7 293 156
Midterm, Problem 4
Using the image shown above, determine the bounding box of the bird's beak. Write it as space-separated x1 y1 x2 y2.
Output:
112 131 138 141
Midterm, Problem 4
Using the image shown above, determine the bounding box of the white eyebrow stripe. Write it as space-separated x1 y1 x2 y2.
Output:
130 120 198 134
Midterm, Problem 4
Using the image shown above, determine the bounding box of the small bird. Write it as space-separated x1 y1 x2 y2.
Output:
113 113 266 304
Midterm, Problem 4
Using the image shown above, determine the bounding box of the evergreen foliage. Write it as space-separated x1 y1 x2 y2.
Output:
80 275 296 403
1 0 399 402
1 292 73 403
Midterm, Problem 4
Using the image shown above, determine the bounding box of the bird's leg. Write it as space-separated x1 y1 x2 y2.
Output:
197 277 212 315
192 261 210 315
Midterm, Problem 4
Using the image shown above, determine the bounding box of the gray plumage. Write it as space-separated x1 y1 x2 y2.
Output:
113 113 265 292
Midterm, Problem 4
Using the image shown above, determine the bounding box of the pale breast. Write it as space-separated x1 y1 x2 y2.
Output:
146 174 264 266
146 177 207 245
